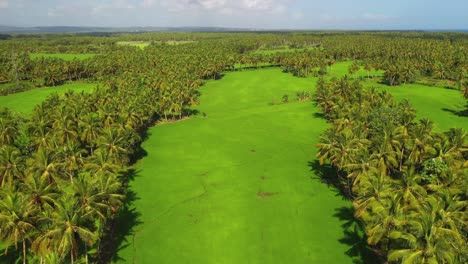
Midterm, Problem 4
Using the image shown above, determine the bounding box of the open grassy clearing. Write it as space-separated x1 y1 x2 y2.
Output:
116 41 151 49
159 40 197 45
30 53 95 60
117 40 196 49
117 69 362 263
328 60 383 79
0 82 96 115
329 61 467 131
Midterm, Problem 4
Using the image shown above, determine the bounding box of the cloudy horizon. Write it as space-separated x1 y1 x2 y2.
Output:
0 0 467 30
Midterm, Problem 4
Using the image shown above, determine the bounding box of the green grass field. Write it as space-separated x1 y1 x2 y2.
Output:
116 41 151 49
0 82 96 115
117 40 196 49
30 53 95 61
327 60 383 79
117 69 362 263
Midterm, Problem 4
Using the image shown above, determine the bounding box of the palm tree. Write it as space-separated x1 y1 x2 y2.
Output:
348 61 360 80
0 188 37 264
21 173 58 211
353 170 392 219
96 127 129 164
84 150 120 177
94 173 124 217
60 142 86 182
72 174 108 221
433 128 466 168
26 149 63 184
33 196 97 264
397 100 416 127
343 152 375 189
393 166 427 210
369 130 401 175
79 114 102 155
0 146 23 187
0 115 19 147
365 193 406 250
388 196 465 263
408 119 436 165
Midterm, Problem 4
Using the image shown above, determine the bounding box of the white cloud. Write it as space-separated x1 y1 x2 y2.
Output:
47 1 136 17
48 5 91 17
0 0 8 9
142 0 156 8
92 0 135 16
200 0 227 9
160 0 291 14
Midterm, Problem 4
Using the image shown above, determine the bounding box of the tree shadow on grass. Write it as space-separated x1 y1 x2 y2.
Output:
184 108 200 117
334 207 382 264
98 168 143 263
129 129 151 165
308 160 346 199
308 160 382 263
442 107 468 117
202 72 225 80
312 112 326 119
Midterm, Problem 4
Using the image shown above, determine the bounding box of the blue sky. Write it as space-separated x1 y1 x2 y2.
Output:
0 0 467 29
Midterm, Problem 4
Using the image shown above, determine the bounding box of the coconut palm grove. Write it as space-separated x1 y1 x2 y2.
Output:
0 23 467 264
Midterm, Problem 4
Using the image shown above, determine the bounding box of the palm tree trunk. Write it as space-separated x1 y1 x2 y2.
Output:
23 239 26 264
85 244 88 264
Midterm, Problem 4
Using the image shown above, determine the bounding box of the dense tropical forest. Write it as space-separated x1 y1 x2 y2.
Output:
0 31 467 263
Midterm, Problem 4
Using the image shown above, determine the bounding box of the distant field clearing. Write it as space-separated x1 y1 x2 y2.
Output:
30 53 95 60
0 82 97 116
117 40 196 48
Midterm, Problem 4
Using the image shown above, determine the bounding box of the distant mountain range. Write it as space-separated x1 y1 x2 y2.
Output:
0 25 467 34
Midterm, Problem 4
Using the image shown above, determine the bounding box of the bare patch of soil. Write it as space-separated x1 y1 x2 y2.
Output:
257 190 279 198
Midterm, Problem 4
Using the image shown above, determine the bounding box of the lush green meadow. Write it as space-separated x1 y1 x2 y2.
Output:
117 69 362 263
116 40 196 49
30 53 95 60
116 41 151 49
0 82 96 115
